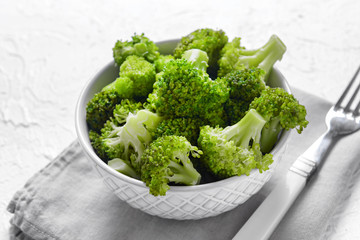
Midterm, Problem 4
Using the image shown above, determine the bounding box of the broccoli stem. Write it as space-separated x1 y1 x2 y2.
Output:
181 49 209 72
241 35 286 81
108 158 140 179
222 109 266 149
260 117 283 153
258 35 287 80
168 160 201 185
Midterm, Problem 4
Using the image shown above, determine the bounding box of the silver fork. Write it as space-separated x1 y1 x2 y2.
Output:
290 65 360 178
233 65 360 240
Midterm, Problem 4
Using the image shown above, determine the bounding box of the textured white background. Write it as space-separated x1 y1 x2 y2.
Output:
1 0 360 239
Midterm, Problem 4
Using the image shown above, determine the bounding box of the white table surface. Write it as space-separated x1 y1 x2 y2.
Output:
1 0 360 239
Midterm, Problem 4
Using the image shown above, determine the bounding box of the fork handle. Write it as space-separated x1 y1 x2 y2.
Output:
232 130 336 240
291 130 336 179
232 170 307 240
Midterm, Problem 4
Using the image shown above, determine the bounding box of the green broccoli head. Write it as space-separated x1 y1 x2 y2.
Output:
249 87 308 153
113 33 160 66
218 35 286 81
113 99 143 126
86 89 122 133
154 55 175 73
223 68 266 124
198 109 273 179
89 130 109 162
141 135 202 196
101 109 162 173
109 55 156 100
224 100 249 126
152 117 206 145
147 57 229 126
181 49 209 72
89 99 143 163
173 28 228 72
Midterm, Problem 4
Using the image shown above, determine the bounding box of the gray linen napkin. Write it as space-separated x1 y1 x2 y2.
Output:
7 89 360 240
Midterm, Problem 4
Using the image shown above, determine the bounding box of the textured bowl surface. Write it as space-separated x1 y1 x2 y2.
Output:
75 40 291 220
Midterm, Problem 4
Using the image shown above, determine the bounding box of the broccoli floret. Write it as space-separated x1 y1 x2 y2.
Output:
141 135 202 196
181 49 209 72
108 158 140 180
154 55 174 73
113 99 143 126
113 33 160 66
249 87 308 153
86 89 122 133
173 28 228 74
223 68 266 124
152 117 205 145
147 50 229 127
89 99 143 162
104 55 156 100
218 35 286 81
89 130 109 162
198 109 273 179
101 109 162 173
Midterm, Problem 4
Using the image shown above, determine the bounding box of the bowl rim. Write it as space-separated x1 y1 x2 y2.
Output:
75 40 292 193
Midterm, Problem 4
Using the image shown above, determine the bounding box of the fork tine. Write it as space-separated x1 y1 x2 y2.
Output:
334 65 360 110
354 100 360 116
344 80 360 113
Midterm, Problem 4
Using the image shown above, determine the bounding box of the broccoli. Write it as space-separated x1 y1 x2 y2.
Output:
88 98 143 157
218 35 286 81
147 49 229 127
86 89 122 133
89 117 122 162
113 99 143 126
223 68 266 124
198 109 274 179
152 117 205 145
101 109 162 173
141 135 202 196
181 49 209 72
89 130 109 162
108 158 140 180
103 55 156 101
173 28 228 74
113 33 160 66
154 55 174 73
249 87 308 153
89 106 144 179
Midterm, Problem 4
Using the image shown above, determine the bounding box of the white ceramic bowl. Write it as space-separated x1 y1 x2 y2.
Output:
75 39 291 220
